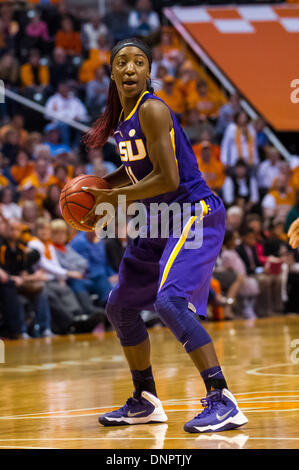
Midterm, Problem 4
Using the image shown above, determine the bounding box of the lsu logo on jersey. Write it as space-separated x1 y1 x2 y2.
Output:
119 139 147 162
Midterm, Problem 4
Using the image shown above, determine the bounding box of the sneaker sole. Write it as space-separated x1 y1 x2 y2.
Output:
184 410 248 434
99 411 168 427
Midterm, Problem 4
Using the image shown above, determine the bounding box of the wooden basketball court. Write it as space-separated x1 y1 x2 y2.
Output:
0 316 299 449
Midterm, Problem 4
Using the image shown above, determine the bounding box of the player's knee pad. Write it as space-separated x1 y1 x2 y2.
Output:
154 293 211 353
105 301 148 347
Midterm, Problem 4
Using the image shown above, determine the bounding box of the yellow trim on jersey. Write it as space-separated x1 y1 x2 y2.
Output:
118 110 123 123
170 127 178 168
200 200 209 220
125 165 139 184
122 90 150 122
158 215 197 291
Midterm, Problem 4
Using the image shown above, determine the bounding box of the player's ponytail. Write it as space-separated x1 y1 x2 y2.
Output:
146 78 154 94
82 79 122 149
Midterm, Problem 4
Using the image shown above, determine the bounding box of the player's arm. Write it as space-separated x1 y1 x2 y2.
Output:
81 100 179 227
103 165 132 188
113 99 179 201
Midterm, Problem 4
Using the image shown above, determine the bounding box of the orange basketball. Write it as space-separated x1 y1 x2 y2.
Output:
59 175 110 232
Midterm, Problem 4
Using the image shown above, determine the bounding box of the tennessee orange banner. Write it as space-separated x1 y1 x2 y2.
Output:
166 5 299 131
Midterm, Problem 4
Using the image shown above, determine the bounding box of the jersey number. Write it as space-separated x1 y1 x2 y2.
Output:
119 139 146 162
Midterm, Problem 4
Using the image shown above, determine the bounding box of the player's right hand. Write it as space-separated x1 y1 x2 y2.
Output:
288 217 299 249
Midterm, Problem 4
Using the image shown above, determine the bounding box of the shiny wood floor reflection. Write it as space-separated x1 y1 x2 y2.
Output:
0 316 299 449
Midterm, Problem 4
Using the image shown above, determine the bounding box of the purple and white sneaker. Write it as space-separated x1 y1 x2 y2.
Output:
98 391 168 426
184 389 248 433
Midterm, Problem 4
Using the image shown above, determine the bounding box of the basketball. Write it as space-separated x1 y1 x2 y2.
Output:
59 175 110 232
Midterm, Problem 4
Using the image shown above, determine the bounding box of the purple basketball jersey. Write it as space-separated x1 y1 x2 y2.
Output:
113 91 213 205
108 91 226 319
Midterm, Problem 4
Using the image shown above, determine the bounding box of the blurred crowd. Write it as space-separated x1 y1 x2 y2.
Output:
0 0 299 339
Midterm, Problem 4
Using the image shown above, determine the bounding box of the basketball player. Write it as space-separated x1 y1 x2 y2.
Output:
288 217 299 249
81 38 248 433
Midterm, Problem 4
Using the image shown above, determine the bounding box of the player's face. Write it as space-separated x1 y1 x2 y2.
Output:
111 46 150 99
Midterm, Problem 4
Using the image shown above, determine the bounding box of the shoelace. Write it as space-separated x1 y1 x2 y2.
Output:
118 396 139 412
196 394 224 418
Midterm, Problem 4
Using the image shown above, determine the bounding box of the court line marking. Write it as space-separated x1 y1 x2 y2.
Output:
0 445 57 449
247 363 299 377
2 390 299 420
0 437 298 441
234 390 299 395
0 389 299 420
2 408 299 420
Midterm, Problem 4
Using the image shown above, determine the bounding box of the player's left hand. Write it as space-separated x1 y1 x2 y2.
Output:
80 187 118 229
288 217 299 249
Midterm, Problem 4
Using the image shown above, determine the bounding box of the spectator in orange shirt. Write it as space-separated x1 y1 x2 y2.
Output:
56 16 82 56
18 181 37 210
20 49 50 91
291 165 299 191
175 61 198 100
0 114 29 148
10 149 35 185
155 75 185 117
193 140 225 194
262 174 296 223
160 27 180 59
79 34 110 84
20 156 52 208
187 79 219 122
47 163 69 190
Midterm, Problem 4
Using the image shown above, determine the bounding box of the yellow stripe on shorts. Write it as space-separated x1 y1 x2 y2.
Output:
158 215 197 291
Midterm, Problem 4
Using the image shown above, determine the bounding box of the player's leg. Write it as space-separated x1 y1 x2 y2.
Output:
98 239 167 426
155 195 248 433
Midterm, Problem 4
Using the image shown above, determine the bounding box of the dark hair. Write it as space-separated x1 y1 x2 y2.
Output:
29 48 40 57
239 226 255 238
223 230 234 246
16 148 30 159
54 163 68 176
246 213 261 224
46 183 61 200
268 220 284 232
234 110 249 124
235 159 248 169
83 38 153 150
110 37 152 70
0 186 13 204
